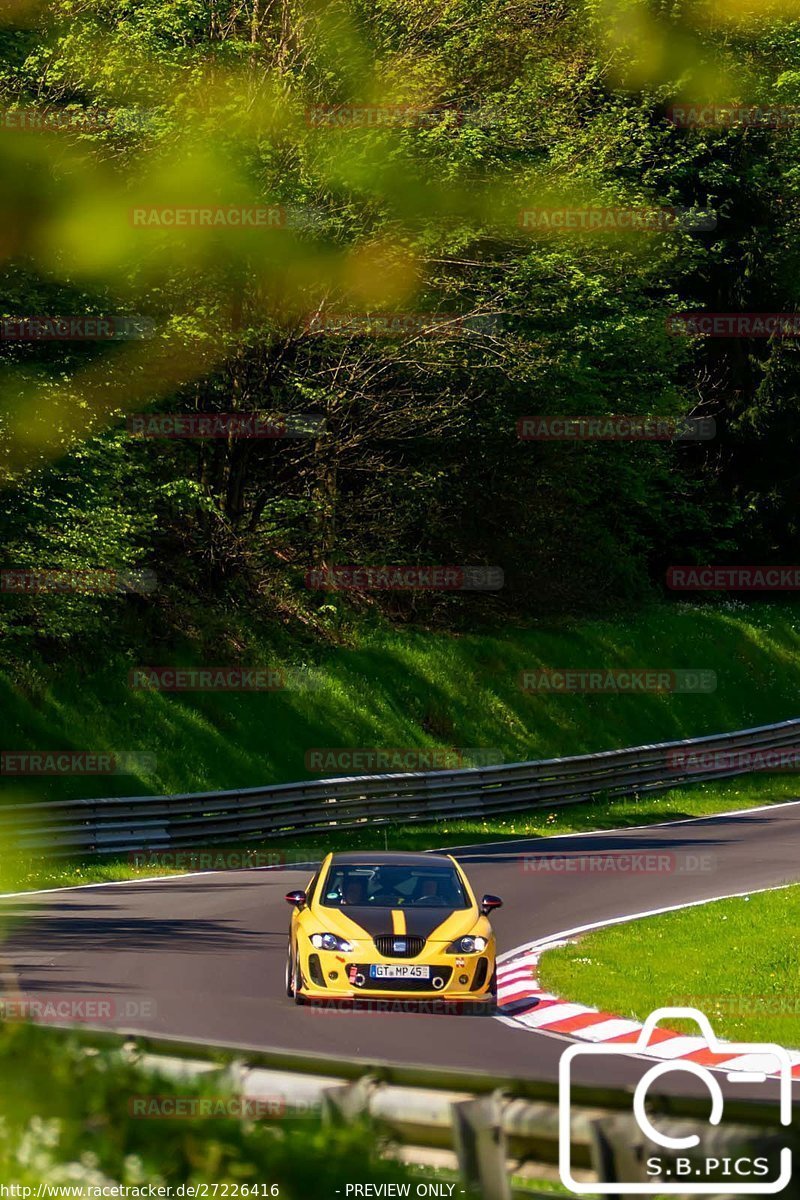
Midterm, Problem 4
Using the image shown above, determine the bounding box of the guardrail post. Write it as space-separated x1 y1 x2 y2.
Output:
451 1091 511 1200
321 1074 377 1123
584 1114 637 1200
587 1114 798 1196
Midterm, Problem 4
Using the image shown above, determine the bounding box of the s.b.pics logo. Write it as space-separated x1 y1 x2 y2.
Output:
559 1008 793 1194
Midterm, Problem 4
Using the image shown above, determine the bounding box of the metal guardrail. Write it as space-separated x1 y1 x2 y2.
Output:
2 717 799 857
57 1024 798 1200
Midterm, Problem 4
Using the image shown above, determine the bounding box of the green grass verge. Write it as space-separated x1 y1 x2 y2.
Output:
538 884 800 1046
4 771 798 894
2 600 800 807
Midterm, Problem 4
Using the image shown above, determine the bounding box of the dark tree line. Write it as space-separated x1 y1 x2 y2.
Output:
1 0 800 647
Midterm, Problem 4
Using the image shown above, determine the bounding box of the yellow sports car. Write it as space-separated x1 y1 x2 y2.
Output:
284 851 502 1005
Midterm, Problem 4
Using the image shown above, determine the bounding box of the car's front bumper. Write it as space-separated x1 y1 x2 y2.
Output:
296 945 495 999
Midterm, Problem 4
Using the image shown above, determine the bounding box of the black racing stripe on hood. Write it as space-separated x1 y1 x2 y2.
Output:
334 906 395 937
401 907 460 940
335 905 458 940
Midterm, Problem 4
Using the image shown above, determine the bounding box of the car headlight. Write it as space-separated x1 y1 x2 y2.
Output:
310 933 355 952
446 935 487 954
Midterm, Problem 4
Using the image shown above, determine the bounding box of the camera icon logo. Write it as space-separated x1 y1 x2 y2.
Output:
559 1007 793 1194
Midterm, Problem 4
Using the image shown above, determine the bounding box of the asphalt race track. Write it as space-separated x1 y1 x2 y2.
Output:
2 801 800 1100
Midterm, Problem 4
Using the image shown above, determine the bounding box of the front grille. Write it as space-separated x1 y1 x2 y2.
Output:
373 935 425 958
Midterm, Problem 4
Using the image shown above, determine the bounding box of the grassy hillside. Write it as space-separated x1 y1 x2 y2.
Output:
2 601 800 807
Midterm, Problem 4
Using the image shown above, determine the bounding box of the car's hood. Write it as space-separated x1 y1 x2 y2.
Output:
312 903 480 943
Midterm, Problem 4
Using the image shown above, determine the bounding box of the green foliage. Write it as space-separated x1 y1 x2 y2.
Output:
0 1024 420 1195
0 436 160 643
2 0 798 632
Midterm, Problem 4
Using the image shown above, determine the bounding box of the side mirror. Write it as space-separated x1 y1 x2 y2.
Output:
285 890 307 908
480 894 503 915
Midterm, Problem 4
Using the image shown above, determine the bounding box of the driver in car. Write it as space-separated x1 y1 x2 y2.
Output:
342 878 367 905
368 867 407 904
414 877 441 904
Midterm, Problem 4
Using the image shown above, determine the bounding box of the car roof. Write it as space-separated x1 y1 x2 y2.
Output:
328 851 455 867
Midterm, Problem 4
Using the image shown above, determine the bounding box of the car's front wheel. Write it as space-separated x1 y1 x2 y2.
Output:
480 967 497 1014
285 942 304 1005
284 942 294 998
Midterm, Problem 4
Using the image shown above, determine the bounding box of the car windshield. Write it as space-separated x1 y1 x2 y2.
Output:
320 863 470 909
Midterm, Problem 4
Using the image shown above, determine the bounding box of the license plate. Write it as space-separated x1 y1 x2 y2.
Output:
369 964 431 979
